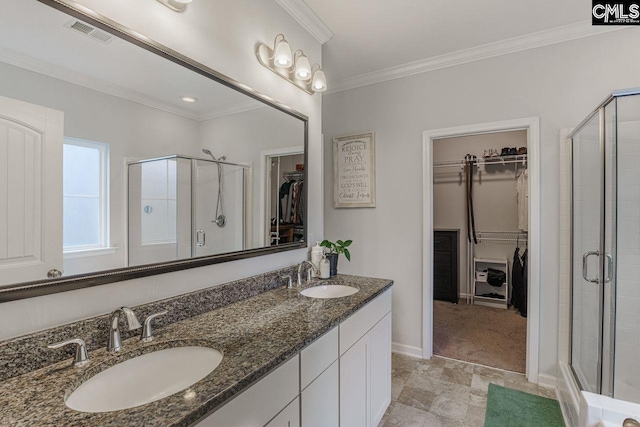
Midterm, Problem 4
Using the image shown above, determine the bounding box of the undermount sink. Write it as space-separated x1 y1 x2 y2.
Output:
66 346 223 413
300 284 359 299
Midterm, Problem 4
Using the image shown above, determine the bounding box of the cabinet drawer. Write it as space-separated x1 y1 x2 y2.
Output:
197 355 299 426
301 326 338 390
340 289 391 356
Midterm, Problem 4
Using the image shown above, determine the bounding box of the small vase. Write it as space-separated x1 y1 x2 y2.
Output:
326 253 339 277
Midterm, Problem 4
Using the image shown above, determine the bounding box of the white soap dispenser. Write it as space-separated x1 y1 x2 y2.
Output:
319 254 330 279
310 242 323 277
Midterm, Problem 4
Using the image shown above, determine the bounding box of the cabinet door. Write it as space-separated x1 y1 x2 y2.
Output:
340 334 369 427
266 397 300 427
301 360 338 427
369 313 392 426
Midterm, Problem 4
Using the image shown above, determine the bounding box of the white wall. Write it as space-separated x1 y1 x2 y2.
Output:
0 61 201 276
198 107 305 248
322 28 640 377
0 0 322 340
433 131 527 296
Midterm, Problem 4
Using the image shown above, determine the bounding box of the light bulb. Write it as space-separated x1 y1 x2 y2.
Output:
311 69 327 92
294 54 312 81
180 96 198 103
273 39 292 69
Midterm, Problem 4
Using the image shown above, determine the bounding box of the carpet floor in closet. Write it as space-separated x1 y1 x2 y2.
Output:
433 300 527 373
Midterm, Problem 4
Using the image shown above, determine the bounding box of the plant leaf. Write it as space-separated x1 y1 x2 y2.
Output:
320 240 330 248
344 248 351 261
336 240 344 246
343 240 353 247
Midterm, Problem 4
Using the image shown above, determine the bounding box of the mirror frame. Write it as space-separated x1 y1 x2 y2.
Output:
0 0 309 303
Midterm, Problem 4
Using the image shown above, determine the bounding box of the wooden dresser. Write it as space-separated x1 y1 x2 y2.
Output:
434 229 459 304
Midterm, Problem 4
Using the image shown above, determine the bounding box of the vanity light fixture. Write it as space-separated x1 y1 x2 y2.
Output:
273 34 292 69
311 65 327 92
256 34 327 95
293 50 312 81
180 95 198 103
156 0 192 12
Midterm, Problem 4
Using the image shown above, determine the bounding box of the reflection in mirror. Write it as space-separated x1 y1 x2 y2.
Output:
0 1 306 287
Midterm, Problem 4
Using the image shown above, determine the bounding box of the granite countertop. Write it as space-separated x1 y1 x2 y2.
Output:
0 274 393 427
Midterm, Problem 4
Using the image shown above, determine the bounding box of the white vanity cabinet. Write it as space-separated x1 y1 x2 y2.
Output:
196 289 391 427
197 355 300 427
339 291 392 427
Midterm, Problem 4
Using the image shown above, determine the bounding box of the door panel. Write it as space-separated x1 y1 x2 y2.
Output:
340 334 369 427
571 112 603 393
369 313 392 426
0 95 62 283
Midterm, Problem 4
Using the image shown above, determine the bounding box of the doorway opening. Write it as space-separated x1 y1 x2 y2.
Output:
422 118 540 383
432 130 528 373
260 147 305 247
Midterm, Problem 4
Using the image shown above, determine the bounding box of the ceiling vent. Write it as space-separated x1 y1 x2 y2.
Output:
64 19 114 44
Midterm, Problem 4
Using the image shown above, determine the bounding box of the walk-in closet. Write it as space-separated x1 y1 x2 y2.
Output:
267 153 305 246
432 130 529 373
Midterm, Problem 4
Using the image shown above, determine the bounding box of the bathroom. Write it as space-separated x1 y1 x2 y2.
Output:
1 0 640 426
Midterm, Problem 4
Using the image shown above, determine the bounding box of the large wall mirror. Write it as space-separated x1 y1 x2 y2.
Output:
0 0 308 300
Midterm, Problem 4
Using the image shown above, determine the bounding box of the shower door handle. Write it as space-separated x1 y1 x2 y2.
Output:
196 229 205 247
582 251 600 284
605 253 614 283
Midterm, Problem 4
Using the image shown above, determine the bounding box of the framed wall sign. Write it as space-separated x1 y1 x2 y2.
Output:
333 132 376 208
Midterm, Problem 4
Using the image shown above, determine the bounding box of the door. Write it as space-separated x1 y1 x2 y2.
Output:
369 313 392 426
266 397 300 427
192 159 245 257
301 361 338 427
571 110 609 394
0 95 63 284
340 334 369 427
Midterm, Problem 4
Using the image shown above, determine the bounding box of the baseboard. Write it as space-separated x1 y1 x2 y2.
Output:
392 342 423 358
538 373 558 390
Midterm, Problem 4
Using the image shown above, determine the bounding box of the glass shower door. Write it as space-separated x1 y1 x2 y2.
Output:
571 112 604 393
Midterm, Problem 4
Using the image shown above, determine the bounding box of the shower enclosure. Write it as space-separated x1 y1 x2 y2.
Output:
127 155 248 266
569 89 640 404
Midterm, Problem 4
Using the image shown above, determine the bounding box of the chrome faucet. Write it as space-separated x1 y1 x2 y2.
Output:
107 307 141 352
297 261 318 285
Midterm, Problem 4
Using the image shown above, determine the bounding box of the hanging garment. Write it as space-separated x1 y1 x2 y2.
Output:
511 248 523 309
279 181 292 222
520 249 528 318
516 169 529 231
464 154 478 244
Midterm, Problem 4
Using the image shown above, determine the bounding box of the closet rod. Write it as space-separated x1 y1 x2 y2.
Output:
433 154 527 168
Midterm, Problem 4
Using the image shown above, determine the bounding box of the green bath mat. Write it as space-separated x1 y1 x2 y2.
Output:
484 384 565 427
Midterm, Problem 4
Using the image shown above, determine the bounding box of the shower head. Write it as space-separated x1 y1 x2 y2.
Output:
202 149 216 161
202 149 227 162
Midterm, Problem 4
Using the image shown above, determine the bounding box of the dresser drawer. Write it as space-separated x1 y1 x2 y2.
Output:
434 234 453 250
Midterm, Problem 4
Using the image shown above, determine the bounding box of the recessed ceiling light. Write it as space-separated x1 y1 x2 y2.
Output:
181 96 198 103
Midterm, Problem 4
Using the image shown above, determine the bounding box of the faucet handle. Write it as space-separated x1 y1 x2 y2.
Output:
47 338 90 367
141 310 168 342
281 275 293 289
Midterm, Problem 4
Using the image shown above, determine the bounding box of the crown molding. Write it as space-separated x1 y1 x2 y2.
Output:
0 47 269 121
275 0 334 44
327 21 631 94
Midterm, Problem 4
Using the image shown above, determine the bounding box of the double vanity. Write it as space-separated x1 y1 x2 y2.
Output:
0 272 393 426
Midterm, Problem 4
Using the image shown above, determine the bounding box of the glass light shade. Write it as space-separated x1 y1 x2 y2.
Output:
274 40 292 69
173 0 192 3
312 69 327 92
294 54 312 81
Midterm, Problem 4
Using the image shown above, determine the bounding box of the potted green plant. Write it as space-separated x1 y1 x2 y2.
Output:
320 239 352 276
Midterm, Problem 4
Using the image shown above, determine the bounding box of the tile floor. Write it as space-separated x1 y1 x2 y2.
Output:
379 354 557 427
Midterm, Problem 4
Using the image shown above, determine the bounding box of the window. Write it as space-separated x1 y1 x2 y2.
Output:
63 138 109 252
